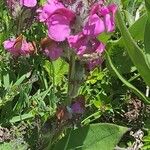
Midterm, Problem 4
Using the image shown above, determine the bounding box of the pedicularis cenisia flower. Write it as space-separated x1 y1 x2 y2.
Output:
4 0 117 71
37 0 117 70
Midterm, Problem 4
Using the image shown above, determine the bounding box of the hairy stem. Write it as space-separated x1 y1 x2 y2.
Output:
67 52 76 104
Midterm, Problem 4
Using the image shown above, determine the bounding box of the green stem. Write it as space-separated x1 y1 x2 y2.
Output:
116 7 150 87
67 53 84 104
67 53 76 104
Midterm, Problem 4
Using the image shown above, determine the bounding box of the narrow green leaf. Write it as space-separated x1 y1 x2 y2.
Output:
9 112 44 123
14 72 31 86
9 113 34 123
3 73 10 89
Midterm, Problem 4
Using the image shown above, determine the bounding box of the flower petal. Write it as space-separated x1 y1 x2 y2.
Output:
68 33 87 55
20 0 37 7
3 39 15 50
47 14 71 41
37 0 64 22
83 14 105 36
20 40 31 55
54 8 75 22
96 42 105 53
104 14 114 32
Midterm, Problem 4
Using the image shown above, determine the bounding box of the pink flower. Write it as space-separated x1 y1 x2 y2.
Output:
83 3 117 36
37 0 75 41
68 32 105 56
37 0 64 22
3 35 35 56
83 14 105 36
41 37 62 60
20 0 37 7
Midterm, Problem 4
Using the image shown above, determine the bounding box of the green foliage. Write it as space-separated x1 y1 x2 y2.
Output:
0 0 150 149
0 139 28 150
44 58 68 85
142 130 150 150
106 52 150 104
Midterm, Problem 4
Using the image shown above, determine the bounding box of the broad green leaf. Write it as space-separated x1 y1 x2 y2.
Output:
53 123 128 150
106 52 150 104
144 17 150 69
